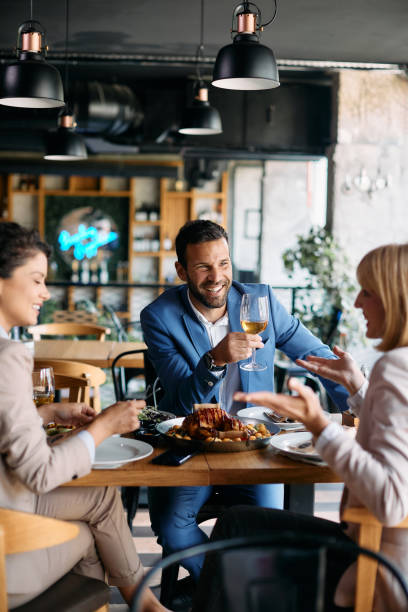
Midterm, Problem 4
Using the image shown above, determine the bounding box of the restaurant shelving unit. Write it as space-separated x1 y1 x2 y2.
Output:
0 174 12 221
6 169 228 318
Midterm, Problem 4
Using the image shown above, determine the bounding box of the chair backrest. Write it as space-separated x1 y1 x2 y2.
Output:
111 350 147 402
130 533 408 612
52 310 99 324
27 322 110 341
34 359 106 412
342 506 408 612
0 508 79 612
53 372 91 404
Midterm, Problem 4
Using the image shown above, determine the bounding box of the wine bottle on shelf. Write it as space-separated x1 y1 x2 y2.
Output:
71 260 79 282
163 235 172 251
90 260 99 283
100 260 109 284
81 259 90 284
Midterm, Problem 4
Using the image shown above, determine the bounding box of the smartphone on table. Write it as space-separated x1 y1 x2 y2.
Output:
151 448 199 466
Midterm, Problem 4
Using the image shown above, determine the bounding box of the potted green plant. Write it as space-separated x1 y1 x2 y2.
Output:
282 226 363 349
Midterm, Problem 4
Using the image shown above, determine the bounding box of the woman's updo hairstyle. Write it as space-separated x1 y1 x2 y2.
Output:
0 222 51 279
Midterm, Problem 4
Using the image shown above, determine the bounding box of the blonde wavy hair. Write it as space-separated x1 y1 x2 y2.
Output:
357 243 408 351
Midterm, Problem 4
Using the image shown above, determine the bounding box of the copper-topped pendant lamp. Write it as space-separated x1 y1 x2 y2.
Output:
0 1 64 108
179 0 222 136
212 0 280 91
44 0 87 160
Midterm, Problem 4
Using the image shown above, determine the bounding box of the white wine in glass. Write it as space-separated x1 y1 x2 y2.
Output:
32 367 55 407
240 293 269 371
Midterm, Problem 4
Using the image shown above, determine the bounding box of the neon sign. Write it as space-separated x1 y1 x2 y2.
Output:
58 224 118 260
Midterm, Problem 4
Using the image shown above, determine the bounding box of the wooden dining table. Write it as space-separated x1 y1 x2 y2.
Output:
62 440 342 514
33 340 147 368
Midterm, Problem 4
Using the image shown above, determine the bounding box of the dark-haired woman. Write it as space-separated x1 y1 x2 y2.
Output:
0 222 169 611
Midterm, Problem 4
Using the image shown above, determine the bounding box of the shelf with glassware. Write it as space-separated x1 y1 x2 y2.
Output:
128 171 228 299
6 169 228 318
0 174 11 221
6 171 178 318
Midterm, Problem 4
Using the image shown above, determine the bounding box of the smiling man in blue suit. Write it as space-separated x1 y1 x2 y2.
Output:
140 219 348 582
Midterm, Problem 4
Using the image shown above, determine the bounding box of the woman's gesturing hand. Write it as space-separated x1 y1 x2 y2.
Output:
234 378 330 437
295 345 366 396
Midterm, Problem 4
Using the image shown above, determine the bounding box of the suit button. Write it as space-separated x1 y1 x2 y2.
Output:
72 474 78 480
207 381 214 387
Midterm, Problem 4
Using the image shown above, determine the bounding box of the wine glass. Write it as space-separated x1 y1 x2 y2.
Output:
240 294 269 371
32 367 55 407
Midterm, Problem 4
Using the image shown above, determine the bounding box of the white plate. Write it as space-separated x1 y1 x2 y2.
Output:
237 407 305 431
92 437 153 469
270 431 324 462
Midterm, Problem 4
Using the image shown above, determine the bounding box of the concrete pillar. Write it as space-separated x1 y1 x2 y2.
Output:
327 70 408 267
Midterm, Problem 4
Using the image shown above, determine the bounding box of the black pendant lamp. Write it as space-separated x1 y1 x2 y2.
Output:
0 2 64 108
212 1 280 91
179 0 222 136
44 0 87 161
179 84 222 135
44 113 87 160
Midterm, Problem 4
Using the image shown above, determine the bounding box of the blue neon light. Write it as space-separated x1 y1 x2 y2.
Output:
58 224 118 260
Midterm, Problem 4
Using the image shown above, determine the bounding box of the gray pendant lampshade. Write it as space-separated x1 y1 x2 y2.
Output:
212 3 280 91
44 114 88 160
179 87 222 135
0 20 64 108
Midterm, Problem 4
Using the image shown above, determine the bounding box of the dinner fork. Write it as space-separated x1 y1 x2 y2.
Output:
263 411 287 423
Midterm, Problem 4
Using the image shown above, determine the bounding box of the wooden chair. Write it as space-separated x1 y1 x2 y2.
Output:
52 310 99 324
27 322 111 341
34 359 106 413
342 507 408 612
0 508 109 612
53 372 92 404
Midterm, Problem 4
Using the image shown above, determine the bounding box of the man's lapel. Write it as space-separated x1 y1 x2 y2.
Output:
180 286 212 359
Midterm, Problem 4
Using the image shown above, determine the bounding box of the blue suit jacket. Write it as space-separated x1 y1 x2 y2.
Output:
140 281 349 416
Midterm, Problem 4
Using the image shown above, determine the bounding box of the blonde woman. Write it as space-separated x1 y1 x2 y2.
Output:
0 222 169 611
196 243 408 612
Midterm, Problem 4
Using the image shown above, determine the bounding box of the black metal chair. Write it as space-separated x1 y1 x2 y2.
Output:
130 532 408 612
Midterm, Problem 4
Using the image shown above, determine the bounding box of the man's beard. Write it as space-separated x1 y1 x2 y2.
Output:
186 275 231 309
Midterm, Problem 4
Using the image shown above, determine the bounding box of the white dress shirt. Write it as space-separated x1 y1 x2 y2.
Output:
187 293 241 414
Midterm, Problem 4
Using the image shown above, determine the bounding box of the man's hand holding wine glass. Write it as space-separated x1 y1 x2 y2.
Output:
209 331 265 366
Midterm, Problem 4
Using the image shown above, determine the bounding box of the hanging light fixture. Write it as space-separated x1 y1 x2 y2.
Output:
44 113 87 160
0 1 64 108
44 0 87 160
179 0 222 136
212 1 280 91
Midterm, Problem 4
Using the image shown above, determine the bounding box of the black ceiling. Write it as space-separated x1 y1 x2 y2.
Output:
0 0 407 160
0 0 407 72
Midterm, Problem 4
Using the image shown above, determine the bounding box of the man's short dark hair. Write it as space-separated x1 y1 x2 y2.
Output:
176 220 229 268
0 222 51 279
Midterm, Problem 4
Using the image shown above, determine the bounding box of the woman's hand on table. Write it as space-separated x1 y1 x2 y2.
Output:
87 399 145 446
295 345 366 396
234 378 330 437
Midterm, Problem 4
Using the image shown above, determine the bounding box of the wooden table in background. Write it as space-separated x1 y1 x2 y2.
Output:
34 340 147 368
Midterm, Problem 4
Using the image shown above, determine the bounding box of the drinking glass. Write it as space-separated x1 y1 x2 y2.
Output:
32 367 55 407
240 293 269 371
